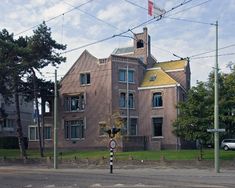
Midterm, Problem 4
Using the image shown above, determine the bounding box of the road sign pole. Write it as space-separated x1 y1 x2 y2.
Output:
110 147 113 174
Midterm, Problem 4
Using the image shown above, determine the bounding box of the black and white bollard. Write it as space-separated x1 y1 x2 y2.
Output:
109 139 117 174
110 148 113 174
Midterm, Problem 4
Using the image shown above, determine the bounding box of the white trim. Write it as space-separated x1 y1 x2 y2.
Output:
152 136 164 139
165 68 184 72
152 106 164 109
138 84 180 90
146 67 161 71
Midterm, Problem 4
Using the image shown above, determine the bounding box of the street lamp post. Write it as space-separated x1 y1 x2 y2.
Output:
214 20 219 173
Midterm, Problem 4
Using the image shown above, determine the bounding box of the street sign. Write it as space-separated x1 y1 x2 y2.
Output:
207 128 225 133
109 139 117 149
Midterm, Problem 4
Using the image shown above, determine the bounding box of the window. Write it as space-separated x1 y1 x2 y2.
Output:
29 126 38 141
119 70 126 82
118 69 134 83
80 73 90 85
152 117 163 137
29 126 51 141
129 118 137 135
149 75 157 81
43 127 51 140
64 94 85 112
128 70 134 83
119 92 126 108
45 101 51 113
152 92 163 107
137 39 144 48
129 93 134 108
64 119 84 140
3 119 14 128
122 118 137 136
119 92 134 108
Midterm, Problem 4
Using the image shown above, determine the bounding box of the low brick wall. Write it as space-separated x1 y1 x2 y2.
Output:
122 136 148 151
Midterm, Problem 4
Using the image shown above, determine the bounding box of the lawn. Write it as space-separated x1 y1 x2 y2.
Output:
0 149 235 161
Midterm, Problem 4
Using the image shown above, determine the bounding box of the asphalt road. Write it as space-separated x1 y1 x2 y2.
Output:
0 166 235 188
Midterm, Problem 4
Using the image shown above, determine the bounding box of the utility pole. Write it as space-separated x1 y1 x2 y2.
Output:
54 69 58 169
126 65 129 135
214 20 219 173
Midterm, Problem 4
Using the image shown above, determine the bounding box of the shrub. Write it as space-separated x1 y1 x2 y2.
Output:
0 136 28 149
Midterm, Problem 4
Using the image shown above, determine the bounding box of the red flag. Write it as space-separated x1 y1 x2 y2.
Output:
148 0 154 16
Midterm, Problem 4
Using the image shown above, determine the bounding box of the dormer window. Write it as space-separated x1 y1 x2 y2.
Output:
149 75 157 81
137 39 144 48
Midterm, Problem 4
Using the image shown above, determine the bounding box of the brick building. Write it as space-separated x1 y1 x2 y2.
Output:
28 28 190 150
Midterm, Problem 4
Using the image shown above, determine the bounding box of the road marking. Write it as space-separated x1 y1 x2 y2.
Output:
24 185 33 188
90 184 102 187
90 184 162 188
44 185 56 188
113 184 125 187
188 184 225 188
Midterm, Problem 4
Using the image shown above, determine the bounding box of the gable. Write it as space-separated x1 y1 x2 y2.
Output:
60 50 98 84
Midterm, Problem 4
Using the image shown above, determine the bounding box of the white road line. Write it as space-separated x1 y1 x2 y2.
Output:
90 184 163 188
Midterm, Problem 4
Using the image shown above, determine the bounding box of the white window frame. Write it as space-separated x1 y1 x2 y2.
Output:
28 126 38 141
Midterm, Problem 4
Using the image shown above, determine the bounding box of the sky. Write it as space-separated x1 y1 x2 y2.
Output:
1 0 235 85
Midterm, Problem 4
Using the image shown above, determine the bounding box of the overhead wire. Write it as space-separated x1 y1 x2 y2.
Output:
191 53 235 60
167 0 213 17
62 0 121 31
14 0 95 36
189 44 235 58
61 0 194 54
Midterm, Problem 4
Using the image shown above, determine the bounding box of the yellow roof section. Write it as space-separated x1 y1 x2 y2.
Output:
140 68 177 87
153 60 186 71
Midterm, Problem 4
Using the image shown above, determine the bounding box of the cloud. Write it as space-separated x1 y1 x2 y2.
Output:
97 2 135 24
42 2 70 20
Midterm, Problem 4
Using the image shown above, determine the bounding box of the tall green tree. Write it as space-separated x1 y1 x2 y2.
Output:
173 82 214 158
0 29 28 158
219 66 235 138
24 22 66 157
174 65 235 156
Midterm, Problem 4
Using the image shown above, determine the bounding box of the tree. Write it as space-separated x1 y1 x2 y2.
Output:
174 65 235 158
173 82 213 159
23 22 66 157
24 77 55 149
218 66 235 138
0 29 28 158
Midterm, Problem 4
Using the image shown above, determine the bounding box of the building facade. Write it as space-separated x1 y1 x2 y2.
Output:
0 94 33 140
28 28 190 150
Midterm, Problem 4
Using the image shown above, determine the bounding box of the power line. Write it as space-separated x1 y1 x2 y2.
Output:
190 52 235 60
123 0 147 11
62 0 120 31
167 0 213 17
189 44 235 58
62 0 194 54
165 17 214 26
15 0 95 36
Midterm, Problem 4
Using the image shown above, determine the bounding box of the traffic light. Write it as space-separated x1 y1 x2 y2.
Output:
105 128 121 138
112 128 121 135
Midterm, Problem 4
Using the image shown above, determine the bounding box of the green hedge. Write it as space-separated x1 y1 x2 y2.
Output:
0 136 28 149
